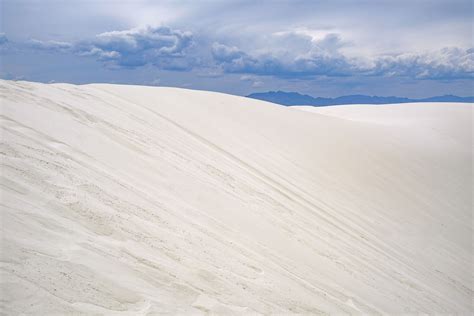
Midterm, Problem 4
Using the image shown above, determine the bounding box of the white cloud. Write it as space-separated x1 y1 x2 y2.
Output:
27 39 72 52
252 80 264 88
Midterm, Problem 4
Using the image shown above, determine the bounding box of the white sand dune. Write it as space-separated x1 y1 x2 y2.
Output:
1 80 472 315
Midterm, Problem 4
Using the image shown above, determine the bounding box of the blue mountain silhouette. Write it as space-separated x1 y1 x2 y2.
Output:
247 91 474 106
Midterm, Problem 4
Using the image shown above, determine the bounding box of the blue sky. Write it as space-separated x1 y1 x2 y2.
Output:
0 0 473 97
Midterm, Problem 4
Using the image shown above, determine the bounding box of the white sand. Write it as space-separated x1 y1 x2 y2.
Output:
1 80 472 314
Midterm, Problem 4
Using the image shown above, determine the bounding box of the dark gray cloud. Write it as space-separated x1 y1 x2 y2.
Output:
212 43 354 77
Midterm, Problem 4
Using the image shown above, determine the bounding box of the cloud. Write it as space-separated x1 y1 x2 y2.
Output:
24 26 195 70
212 43 286 76
212 43 246 63
212 34 356 77
240 75 264 88
197 70 224 78
5 24 473 82
212 32 474 80
0 72 27 81
0 33 10 53
149 78 161 86
252 80 264 88
75 26 194 69
0 33 8 45
371 47 474 79
27 39 73 52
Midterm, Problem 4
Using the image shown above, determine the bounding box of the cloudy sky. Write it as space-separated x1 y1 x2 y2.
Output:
1 0 472 97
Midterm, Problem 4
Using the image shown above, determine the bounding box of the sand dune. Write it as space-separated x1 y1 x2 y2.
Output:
1 80 472 314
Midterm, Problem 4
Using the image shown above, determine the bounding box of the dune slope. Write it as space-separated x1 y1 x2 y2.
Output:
1 80 472 314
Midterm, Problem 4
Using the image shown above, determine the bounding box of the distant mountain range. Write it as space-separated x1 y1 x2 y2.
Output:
247 91 474 106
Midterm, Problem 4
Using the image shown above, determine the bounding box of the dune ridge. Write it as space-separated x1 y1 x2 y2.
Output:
1 80 472 314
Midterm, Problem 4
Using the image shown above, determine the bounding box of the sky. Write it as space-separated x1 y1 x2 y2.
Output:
0 0 473 97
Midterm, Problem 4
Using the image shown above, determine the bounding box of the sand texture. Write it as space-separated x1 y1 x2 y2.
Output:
1 80 472 314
